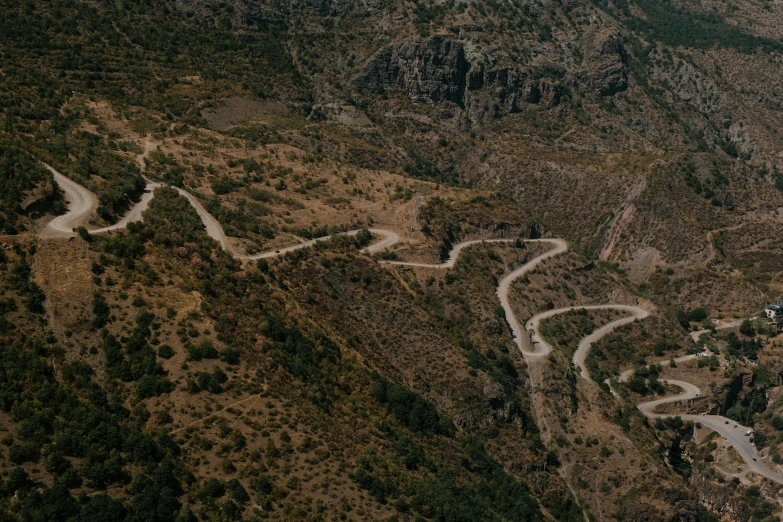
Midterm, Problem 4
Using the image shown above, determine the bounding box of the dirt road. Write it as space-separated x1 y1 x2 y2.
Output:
47 168 783 485
527 304 649 375
44 168 399 258
43 164 161 236
690 320 743 342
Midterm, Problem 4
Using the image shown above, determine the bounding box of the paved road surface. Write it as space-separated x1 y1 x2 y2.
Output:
44 165 98 236
170 187 232 251
637 380 780 484
44 168 400 259
384 238 567 358
247 229 400 260
574 323 783 484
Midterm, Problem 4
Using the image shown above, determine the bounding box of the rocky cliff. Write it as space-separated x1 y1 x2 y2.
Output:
584 35 630 96
353 33 632 121
352 36 572 121
352 37 471 105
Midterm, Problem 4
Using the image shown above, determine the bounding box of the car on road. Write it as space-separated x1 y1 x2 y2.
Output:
733 424 737 428
725 421 729 424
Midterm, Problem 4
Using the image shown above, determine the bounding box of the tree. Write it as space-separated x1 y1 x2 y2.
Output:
227 478 249 504
689 307 707 322
92 294 110 329
76 226 92 242
80 494 127 522
222 500 241 520
627 375 648 395
739 319 756 337
256 258 269 273
198 478 225 500
676 310 690 329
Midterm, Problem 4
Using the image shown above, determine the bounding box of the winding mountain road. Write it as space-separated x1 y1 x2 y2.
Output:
45 167 783 485
43 164 162 237
526 304 649 370
43 165 399 259
529 306 783 483
385 238 529 269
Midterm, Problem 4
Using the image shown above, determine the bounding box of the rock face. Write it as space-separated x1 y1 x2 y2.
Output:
353 37 470 105
353 37 566 118
176 0 386 23
467 63 564 116
585 36 629 96
273 0 387 16
691 472 749 522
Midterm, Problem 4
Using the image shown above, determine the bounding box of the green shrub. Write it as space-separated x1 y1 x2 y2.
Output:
199 478 225 500
186 341 219 361
92 294 110 329
371 377 442 434
135 375 174 399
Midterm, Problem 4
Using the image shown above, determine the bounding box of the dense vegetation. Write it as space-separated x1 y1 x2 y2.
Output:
598 0 783 54
0 0 305 225
4 0 783 517
49 187 583 520
0 137 56 234
0 0 300 119
0 246 187 522
371 376 444 434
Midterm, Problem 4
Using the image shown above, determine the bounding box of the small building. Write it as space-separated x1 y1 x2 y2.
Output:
765 302 783 320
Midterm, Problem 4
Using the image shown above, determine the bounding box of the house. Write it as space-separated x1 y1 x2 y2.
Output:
765 302 783 320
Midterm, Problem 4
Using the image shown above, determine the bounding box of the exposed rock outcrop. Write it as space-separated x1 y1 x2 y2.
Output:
716 369 753 415
353 37 566 118
467 63 564 116
585 35 629 96
273 0 388 16
690 472 749 522
176 0 386 24
353 37 470 105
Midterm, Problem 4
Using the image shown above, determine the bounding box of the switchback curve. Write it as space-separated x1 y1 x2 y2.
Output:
528 304 649 374
46 168 783 484
529 306 783 484
42 166 400 259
